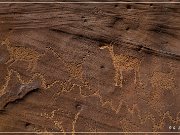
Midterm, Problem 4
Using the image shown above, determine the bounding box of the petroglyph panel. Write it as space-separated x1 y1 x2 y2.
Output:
0 2 180 134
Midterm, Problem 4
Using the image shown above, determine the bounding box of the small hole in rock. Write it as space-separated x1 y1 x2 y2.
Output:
150 4 153 7
137 45 143 52
99 44 104 47
75 103 82 110
100 65 105 69
114 4 118 7
84 19 87 22
25 122 30 127
126 5 131 9
126 27 130 31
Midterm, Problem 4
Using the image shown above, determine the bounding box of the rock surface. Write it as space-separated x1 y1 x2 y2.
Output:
0 1 180 134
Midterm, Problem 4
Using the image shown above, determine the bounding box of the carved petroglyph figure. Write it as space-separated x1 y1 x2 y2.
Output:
100 44 141 87
1 36 43 71
151 71 176 95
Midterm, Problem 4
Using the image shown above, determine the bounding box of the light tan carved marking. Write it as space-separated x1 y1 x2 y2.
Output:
46 47 84 81
72 109 82 135
1 34 43 72
151 71 176 100
46 46 95 97
151 71 175 90
100 44 141 87
0 69 12 96
92 90 123 114
41 109 66 134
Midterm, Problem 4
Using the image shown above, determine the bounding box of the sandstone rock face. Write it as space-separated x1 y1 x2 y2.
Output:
0 1 180 134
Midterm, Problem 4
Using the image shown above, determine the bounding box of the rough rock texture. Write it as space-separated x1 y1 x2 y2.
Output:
0 1 180 134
